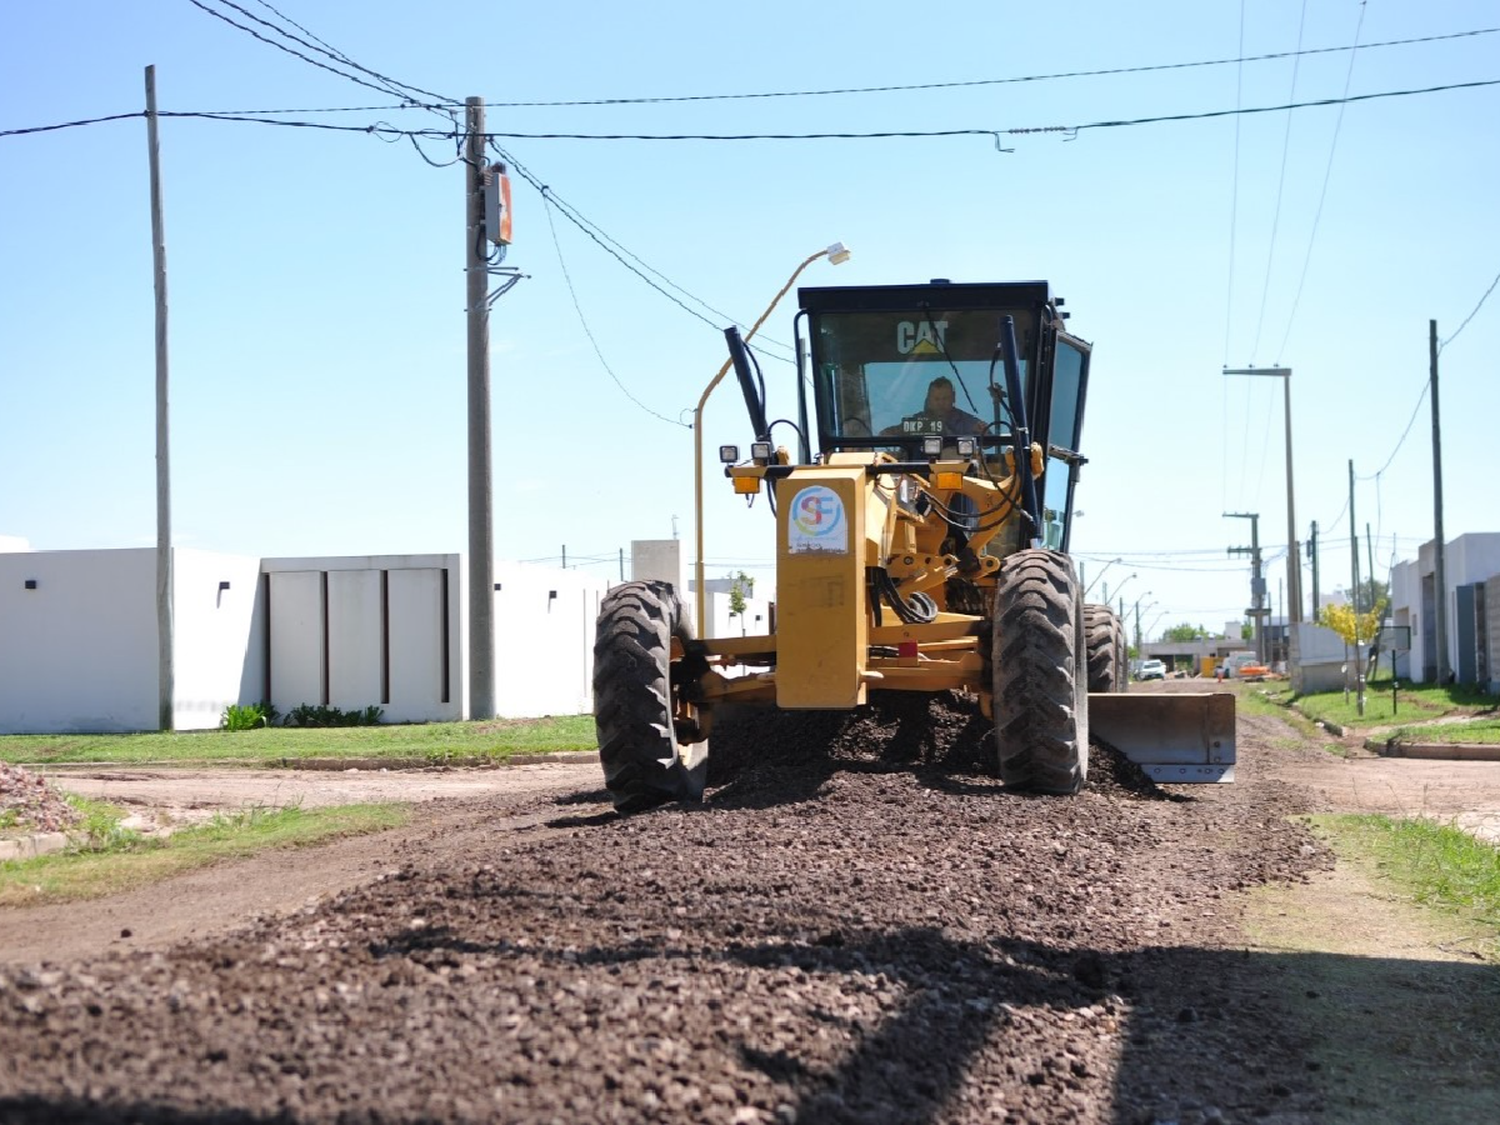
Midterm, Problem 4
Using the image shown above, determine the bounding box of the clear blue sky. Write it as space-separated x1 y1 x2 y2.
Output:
3 0 1496 640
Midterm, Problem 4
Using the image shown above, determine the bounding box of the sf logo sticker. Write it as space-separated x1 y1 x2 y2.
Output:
788 485 848 555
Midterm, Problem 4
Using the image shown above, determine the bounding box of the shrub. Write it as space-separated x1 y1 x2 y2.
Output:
282 703 384 728
220 702 278 731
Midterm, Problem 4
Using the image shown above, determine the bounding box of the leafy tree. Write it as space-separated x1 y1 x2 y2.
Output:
1320 599 1388 647
1163 623 1209 642
727 570 754 617
1357 577 1390 615
1240 620 1253 641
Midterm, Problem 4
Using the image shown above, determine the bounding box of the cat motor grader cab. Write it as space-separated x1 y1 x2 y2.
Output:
592 279 1234 813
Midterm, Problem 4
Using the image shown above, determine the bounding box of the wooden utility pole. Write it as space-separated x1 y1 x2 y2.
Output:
465 97 495 720
145 65 174 732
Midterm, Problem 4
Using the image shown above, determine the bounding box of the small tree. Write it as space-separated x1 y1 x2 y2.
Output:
1320 598 1387 715
727 570 754 617
1163 623 1209 643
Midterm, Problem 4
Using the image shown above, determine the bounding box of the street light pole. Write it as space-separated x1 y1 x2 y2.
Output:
693 243 850 637
1223 367 1301 624
1084 557 1123 597
1108 572 1138 607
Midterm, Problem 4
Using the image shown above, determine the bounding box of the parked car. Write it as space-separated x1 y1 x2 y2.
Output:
1137 658 1167 681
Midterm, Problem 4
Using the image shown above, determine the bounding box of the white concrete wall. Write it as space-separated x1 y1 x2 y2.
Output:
261 555 462 725
703 591 774 641
631 539 687 589
0 547 267 732
493 562 608 718
170 549 267 730
1289 623 1351 695
0 548 158 732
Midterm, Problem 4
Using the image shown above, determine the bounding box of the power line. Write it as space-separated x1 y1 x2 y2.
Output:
105 25 1500 120
1358 383 1430 481
184 3 796 366
190 0 453 113
11 78 1500 143
183 0 428 107
1354 266 1498 481
1248 0 1309 363
1274 0 1368 361
0 112 141 136
540 192 690 429
475 79 1500 140
1441 268 1500 350
481 27 1500 107
507 161 794 362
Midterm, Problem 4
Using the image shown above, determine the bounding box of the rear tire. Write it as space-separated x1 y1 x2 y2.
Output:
592 581 710 814
1084 603 1127 694
992 550 1090 794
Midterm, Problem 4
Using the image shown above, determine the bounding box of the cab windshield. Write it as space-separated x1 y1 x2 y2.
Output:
812 309 1035 446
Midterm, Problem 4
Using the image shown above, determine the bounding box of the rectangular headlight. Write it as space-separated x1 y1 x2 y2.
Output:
956 437 976 458
719 444 740 464
921 436 943 459
750 441 773 463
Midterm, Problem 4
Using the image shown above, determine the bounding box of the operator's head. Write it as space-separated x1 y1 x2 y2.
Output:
925 377 956 414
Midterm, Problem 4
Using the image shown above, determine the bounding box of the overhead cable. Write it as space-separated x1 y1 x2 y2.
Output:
540 191 691 429
483 27 1500 107
1441 268 1500 350
1248 0 1310 363
10 78 1500 142
184 0 428 107
1274 0 1368 361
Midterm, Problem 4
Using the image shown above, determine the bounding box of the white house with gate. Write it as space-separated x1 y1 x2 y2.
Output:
1388 532 1500 690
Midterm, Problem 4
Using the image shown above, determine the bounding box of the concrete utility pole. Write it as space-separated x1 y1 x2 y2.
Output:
1348 460 1366 716
465 97 495 719
145 65 174 732
1225 512 1267 663
1308 520 1319 619
1223 367 1301 622
1348 460 1361 621
1430 319 1450 684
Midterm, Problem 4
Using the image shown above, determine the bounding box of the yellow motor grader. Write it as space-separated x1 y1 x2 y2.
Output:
593 279 1233 813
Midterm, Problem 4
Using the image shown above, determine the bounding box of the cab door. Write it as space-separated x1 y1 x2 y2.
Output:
1039 331 1091 551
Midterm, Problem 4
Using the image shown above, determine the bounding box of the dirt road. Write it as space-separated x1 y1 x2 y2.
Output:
2 690 1498 1124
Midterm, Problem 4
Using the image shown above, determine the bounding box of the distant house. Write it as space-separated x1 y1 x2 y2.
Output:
1389 532 1500 689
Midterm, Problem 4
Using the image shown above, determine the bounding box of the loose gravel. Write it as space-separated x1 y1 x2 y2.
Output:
0 693 1338 1124
0 763 82 837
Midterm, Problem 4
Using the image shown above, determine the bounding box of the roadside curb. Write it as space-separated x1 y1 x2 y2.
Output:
1365 738 1500 762
25 752 602 774
0 831 70 862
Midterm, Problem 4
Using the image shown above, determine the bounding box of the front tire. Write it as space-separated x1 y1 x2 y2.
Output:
592 581 710 814
992 550 1089 794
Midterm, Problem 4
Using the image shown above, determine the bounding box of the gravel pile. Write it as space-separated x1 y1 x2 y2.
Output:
0 695 1337 1123
0 763 82 837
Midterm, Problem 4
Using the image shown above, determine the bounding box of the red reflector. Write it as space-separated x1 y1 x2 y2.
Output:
897 641 919 659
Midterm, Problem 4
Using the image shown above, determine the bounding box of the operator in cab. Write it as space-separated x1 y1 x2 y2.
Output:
881 376 987 438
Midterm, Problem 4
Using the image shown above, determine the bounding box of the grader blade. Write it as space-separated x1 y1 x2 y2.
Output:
1089 692 1236 783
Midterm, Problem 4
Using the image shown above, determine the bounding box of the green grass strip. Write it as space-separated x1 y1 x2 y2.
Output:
1385 718 1500 745
1308 813 1500 957
0 715 598 767
1291 680 1493 731
0 802 410 906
